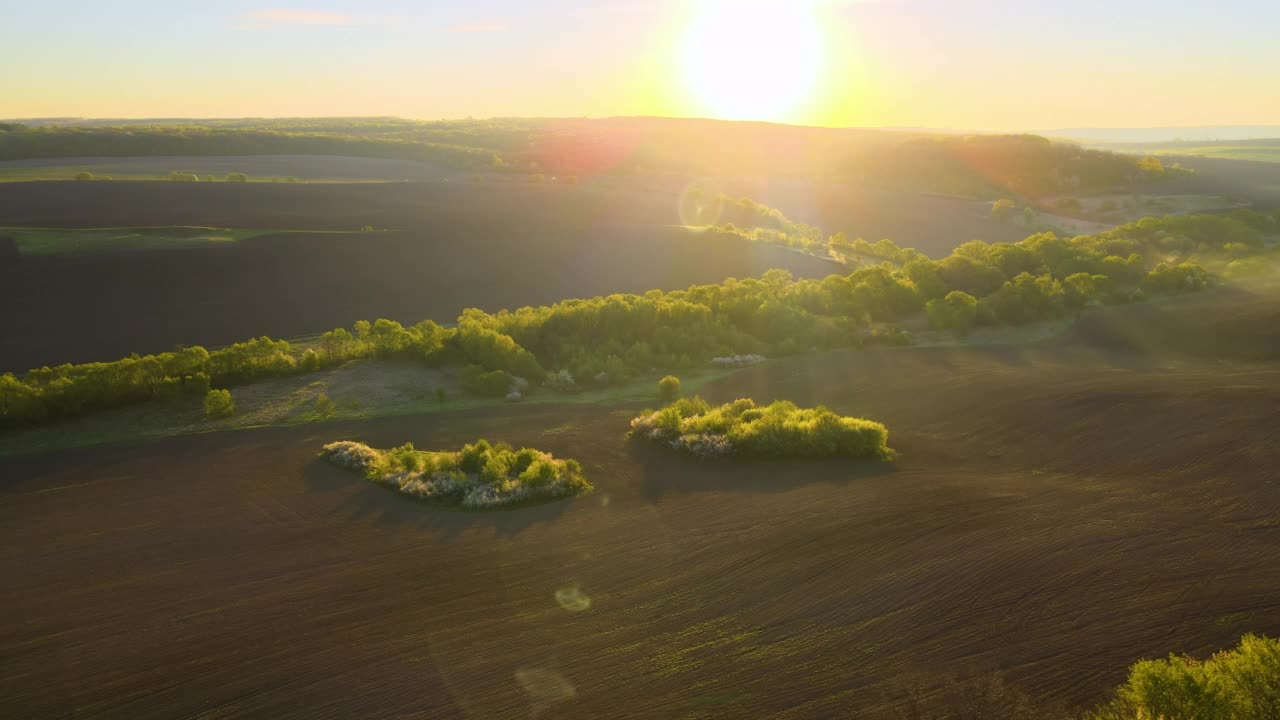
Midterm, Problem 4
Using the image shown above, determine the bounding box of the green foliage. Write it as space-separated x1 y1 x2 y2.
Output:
926 291 979 336
453 323 545 381
203 389 235 419
459 365 515 397
314 393 336 418
226 172 248 183
991 198 1018 221
1062 272 1108 309
1 212 1246 432
630 397 892 460
322 439 592 508
169 171 199 182
714 196 825 252
74 171 95 181
1145 262 1210 294
1225 256 1274 279
657 375 681 401
982 273 1065 325
0 317 450 430
1089 634 1280 720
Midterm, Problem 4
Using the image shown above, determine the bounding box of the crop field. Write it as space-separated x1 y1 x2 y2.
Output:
0 154 464 183
1096 140 1280 165
716 178 1033 255
0 226 300 255
0 177 1037 371
2 282 1278 719
1152 155 1280 207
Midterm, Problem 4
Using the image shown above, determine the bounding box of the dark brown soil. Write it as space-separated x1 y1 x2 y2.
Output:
0 175 847 372
0 177 1072 373
2 288 1278 719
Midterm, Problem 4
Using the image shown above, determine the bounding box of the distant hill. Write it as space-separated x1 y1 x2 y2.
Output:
1046 126 1280 143
1084 138 1280 165
0 116 1174 199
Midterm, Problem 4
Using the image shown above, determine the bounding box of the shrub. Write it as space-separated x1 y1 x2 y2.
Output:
74 171 94 181
658 375 681 401
1225 257 1272 279
314 393 336 418
299 348 321 371
544 369 577 392
203 389 235 418
226 172 248 183
320 439 592 508
170 171 199 182
991 198 1017 221
630 397 892 460
1145 262 1209 294
459 364 515 397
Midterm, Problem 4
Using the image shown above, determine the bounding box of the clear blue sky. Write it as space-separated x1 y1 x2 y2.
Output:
3 0 1278 129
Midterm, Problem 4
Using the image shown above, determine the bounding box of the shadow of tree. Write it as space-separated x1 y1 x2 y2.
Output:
626 441 897 504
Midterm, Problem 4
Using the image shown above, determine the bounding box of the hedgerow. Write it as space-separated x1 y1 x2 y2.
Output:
321 439 592 509
2 211 1270 431
629 397 892 460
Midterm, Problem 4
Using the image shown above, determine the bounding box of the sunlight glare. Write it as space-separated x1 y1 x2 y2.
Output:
682 1 825 122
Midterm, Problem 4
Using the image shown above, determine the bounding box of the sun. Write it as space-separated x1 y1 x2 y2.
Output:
682 1 825 122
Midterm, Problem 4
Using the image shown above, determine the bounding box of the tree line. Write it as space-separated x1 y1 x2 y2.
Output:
2 211 1273 431
0 125 503 169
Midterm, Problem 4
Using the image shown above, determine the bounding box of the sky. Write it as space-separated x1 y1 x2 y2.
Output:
3 0 1279 130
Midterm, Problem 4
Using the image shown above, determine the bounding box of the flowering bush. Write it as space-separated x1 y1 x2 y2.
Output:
543 369 577 391
710 354 766 368
321 440 383 472
321 439 592 509
630 396 892 460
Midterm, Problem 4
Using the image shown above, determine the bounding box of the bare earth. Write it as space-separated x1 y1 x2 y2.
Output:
2 284 1278 719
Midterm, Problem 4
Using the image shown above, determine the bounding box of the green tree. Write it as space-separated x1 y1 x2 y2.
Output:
1091 634 1280 720
203 389 235 418
991 198 1017 221
926 291 979 337
658 375 681 401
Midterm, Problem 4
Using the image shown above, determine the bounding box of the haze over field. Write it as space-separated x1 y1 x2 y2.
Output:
4 2 1280 720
